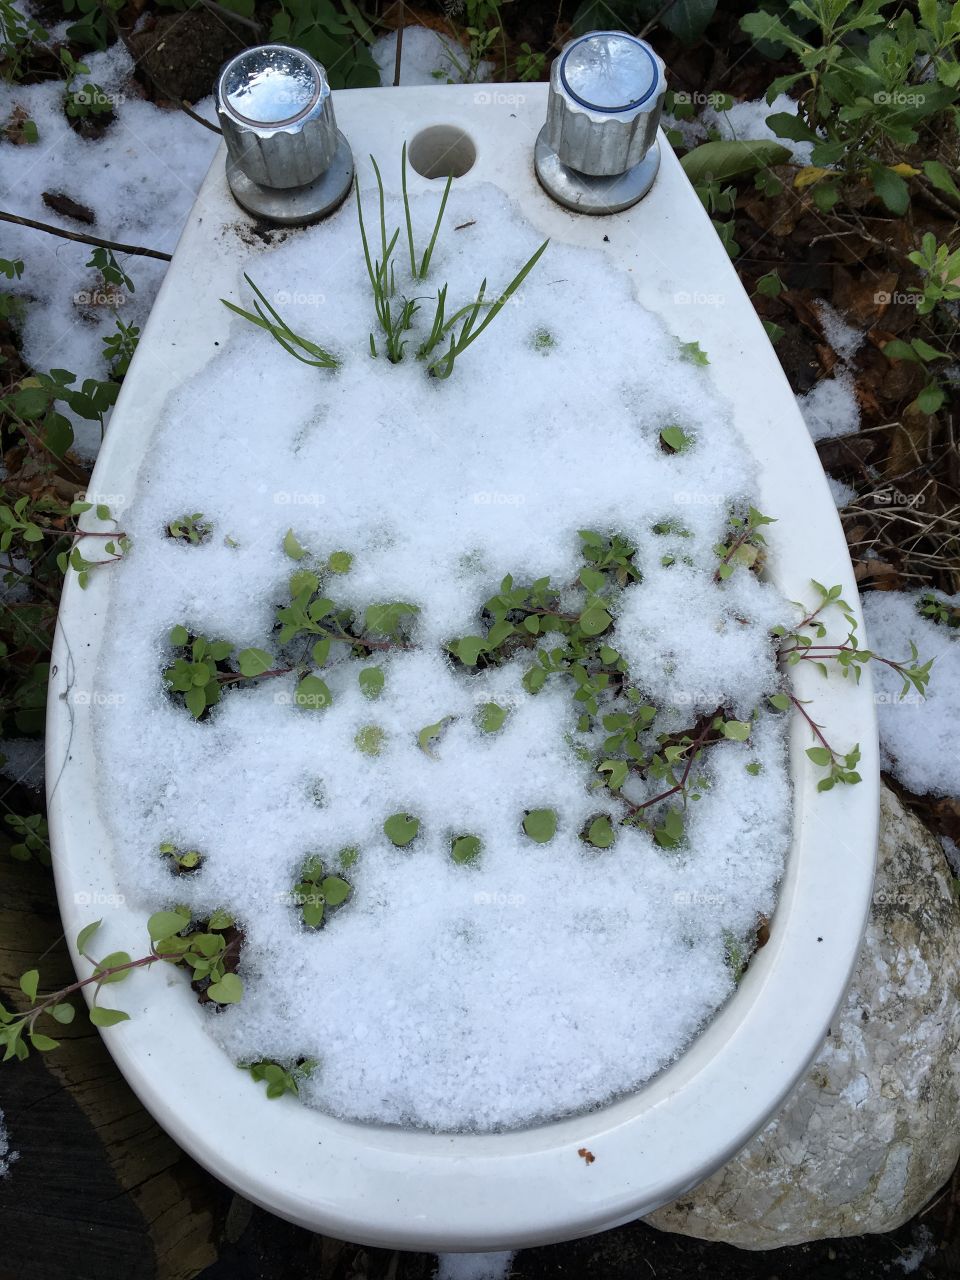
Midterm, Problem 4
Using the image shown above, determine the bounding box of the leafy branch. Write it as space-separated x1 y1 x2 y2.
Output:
1 912 242 1061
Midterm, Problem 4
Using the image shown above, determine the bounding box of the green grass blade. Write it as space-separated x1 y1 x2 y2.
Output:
418 174 452 279
401 141 417 279
465 239 549 348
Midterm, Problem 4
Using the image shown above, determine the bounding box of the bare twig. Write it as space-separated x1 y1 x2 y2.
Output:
0 210 171 261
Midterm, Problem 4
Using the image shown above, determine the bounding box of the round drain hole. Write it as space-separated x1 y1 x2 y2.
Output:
407 126 476 179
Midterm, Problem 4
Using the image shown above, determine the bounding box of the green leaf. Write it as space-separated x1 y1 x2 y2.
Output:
294 675 332 710
451 834 481 864
523 665 548 695
283 528 307 560
290 569 319 596
237 647 273 677
148 909 190 942
721 720 751 741
457 635 486 666
89 1006 130 1027
29 1032 60 1051
768 693 791 712
679 339 709 366
383 812 421 847
765 111 819 144
523 808 557 844
755 271 783 298
922 160 960 202
882 338 917 362
19 969 39 1001
95 951 133 983
586 815 616 848
354 724 384 756
806 746 834 766
660 425 693 453
418 717 452 757
654 808 685 849
660 0 718 44
327 550 353 574
916 383 945 414
579 603 612 637
51 1002 75 1024
579 567 606 592
478 702 508 733
207 973 243 1005
681 140 791 185
185 685 206 719
76 919 102 953
359 667 384 699
320 875 351 906
169 624 189 647
870 165 910 216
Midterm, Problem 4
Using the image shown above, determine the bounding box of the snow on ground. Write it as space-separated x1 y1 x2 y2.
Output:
797 300 865 442
372 27 492 86
818 300 866 362
0 737 45 791
702 92 816 165
892 1224 936 1273
827 475 857 508
89 178 793 1131
0 1107 16 1178
0 38 218 455
797 371 861 441
436 1253 515 1280
862 591 960 799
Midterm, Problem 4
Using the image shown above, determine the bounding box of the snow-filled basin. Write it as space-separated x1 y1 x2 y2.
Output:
46 84 878 1250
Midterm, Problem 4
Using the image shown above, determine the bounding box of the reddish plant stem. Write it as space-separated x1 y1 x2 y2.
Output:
788 694 838 760
713 528 754 582
623 713 724 818
781 643 914 678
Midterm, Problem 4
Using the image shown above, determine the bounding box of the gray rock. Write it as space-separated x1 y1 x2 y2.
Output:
645 783 960 1249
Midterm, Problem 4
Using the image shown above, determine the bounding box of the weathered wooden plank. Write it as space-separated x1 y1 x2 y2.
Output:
0 848 224 1280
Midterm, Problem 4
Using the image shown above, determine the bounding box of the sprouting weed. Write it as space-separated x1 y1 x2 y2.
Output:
291 855 351 929
3 812 50 864
1 912 243 1061
243 1057 316 1099
159 842 203 874
101 315 140 378
167 512 213 545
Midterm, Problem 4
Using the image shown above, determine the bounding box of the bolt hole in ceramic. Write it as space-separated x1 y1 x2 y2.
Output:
47 33 877 1254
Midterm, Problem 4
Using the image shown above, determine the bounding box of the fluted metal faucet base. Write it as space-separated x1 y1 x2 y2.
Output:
226 129 354 226
534 125 660 215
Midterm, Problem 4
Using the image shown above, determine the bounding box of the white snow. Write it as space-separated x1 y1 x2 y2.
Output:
0 38 218 455
372 27 492 87
862 590 960 799
818 301 865 362
436 1253 515 1280
0 1107 15 1178
702 93 816 165
942 836 960 878
827 475 857 508
797 371 860 441
893 1224 935 1273
0 738 45 791
85 168 792 1129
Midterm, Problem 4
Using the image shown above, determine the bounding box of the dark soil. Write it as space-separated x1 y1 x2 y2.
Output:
125 11 246 106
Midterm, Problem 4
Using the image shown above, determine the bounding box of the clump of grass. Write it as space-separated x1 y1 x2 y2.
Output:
358 147 549 377
419 238 549 380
